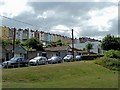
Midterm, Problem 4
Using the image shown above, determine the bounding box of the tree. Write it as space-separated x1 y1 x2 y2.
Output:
56 40 65 46
101 34 120 50
116 37 120 48
1 39 21 47
83 48 86 51
15 39 21 45
24 38 43 51
2 39 12 47
47 40 65 47
85 42 93 53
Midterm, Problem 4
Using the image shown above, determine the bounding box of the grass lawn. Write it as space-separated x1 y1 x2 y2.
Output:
2 61 118 88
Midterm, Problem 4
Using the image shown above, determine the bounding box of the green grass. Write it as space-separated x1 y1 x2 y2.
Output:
2 61 118 88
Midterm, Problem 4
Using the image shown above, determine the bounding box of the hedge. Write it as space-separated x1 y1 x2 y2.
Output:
104 50 120 59
94 57 120 71
81 55 104 60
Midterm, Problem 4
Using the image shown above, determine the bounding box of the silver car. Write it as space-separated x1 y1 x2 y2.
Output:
48 56 63 64
75 55 81 61
29 56 48 65
63 55 73 62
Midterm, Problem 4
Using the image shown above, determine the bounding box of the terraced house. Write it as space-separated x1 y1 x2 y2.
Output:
16 28 23 41
1 26 72 45
0 26 9 40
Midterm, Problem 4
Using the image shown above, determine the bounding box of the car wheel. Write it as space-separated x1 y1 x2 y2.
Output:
28 62 31 66
45 62 48 65
6 62 10 68
2 64 5 68
36 61 39 66
25 63 29 67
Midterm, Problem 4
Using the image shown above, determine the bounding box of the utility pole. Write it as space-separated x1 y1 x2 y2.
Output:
72 29 74 61
12 28 16 57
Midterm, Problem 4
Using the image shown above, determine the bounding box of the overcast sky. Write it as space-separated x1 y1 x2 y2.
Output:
0 0 119 40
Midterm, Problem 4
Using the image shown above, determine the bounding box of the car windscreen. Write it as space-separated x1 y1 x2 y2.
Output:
10 57 18 62
66 55 72 57
51 57 57 59
33 57 41 60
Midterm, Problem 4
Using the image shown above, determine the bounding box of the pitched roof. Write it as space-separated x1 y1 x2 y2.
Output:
45 45 70 51
14 45 27 54
5 44 39 52
45 45 81 51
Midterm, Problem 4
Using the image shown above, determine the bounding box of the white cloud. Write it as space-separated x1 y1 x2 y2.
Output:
66 5 118 39
87 6 117 31
71 27 81 38
50 25 72 36
77 17 81 20
91 36 103 40
0 1 118 40
0 16 2 25
0 0 34 18
37 10 55 19
93 0 117 2
50 25 70 32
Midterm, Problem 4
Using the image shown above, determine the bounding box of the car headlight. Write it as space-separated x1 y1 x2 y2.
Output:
4 62 11 66
8 62 11 65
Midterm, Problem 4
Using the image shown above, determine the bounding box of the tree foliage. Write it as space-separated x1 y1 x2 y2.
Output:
104 50 120 59
2 39 12 47
15 39 21 45
101 34 120 50
47 40 65 47
24 37 43 51
56 40 65 46
1 39 21 47
85 42 93 52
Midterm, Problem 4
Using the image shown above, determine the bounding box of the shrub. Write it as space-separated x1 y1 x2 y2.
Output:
94 57 120 71
81 55 103 60
104 50 120 59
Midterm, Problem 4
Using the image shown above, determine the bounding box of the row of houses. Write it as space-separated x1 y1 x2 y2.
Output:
0 26 103 57
0 26 72 45
0 26 101 45
1 44 83 62
1 41 103 62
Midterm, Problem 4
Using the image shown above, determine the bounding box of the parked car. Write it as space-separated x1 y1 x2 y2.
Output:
2 57 29 68
48 56 63 64
75 55 81 61
29 56 48 65
63 55 73 62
